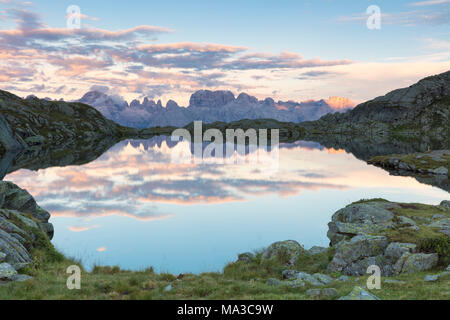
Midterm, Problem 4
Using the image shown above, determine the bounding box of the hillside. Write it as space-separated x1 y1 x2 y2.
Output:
301 70 450 144
0 90 138 155
77 90 355 128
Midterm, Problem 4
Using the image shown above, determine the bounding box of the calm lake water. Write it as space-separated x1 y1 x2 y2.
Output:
5 137 449 274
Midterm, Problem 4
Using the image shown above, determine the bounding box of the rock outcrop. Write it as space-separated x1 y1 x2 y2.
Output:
77 89 353 128
0 181 53 280
326 200 449 276
241 199 449 281
0 89 135 156
368 150 449 177
301 70 450 143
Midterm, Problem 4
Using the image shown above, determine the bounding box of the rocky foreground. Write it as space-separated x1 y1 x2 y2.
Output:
0 182 448 300
0 181 54 282
237 199 450 300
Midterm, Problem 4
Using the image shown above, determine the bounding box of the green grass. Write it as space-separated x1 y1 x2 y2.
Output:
1 241 448 300
1 199 449 300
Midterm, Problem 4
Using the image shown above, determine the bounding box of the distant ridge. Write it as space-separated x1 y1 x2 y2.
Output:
76 90 355 128
302 70 450 143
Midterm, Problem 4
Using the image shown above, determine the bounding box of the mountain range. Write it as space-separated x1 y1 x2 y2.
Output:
76 90 355 128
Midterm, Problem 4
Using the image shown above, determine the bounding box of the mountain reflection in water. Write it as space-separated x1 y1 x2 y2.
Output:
4 137 448 274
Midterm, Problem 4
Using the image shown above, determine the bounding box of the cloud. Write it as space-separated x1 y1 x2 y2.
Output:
411 0 450 6
0 5 354 100
338 9 450 26
222 52 352 70
68 225 100 232
297 70 341 80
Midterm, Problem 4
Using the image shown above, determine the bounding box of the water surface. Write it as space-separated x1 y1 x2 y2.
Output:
5 137 448 274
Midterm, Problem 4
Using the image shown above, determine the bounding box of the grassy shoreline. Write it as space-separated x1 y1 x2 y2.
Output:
1 198 449 300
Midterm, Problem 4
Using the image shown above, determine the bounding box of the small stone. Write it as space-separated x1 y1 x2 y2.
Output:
308 246 328 255
289 279 306 288
440 200 450 209
397 216 417 227
261 240 305 265
10 274 33 282
395 253 439 274
0 263 18 280
237 252 254 263
431 167 448 175
336 275 350 282
296 272 324 286
424 275 439 282
266 278 282 287
339 286 381 300
306 289 321 297
321 288 339 299
164 284 172 292
383 279 406 285
313 273 334 285
282 270 299 280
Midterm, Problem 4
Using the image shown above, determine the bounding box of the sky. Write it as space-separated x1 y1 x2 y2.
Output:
0 0 449 105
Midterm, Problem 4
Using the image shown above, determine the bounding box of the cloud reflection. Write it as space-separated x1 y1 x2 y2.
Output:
5 137 356 220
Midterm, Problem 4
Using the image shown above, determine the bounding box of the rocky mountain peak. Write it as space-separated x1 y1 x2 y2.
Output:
236 93 258 105
325 96 356 110
189 90 236 108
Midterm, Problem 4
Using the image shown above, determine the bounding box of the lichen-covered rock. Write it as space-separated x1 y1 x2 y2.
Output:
282 269 299 280
10 274 33 282
261 240 305 265
0 89 127 154
441 201 450 210
0 251 6 262
0 181 53 238
0 262 17 280
307 246 328 255
424 274 439 282
266 278 282 287
428 218 450 236
306 288 339 299
237 252 254 263
320 288 339 299
394 253 439 274
336 275 351 282
327 201 395 245
312 273 334 285
0 114 21 151
339 286 381 300
384 243 417 264
0 182 54 272
327 235 389 275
